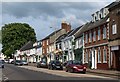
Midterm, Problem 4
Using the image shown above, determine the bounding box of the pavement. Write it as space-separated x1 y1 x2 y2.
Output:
28 62 120 79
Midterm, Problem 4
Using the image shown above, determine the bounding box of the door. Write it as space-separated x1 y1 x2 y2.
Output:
116 50 120 71
89 51 92 69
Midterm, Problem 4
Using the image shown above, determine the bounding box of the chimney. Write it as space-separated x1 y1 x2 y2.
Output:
61 21 71 32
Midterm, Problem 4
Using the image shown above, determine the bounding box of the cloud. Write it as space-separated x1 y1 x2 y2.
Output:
1 1 114 40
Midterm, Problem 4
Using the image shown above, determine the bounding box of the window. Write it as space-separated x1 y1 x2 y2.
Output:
85 52 88 63
112 24 117 34
103 49 107 63
93 30 96 41
103 26 107 39
47 47 49 53
85 33 88 43
47 40 49 45
42 41 44 46
98 27 100 40
89 32 92 42
97 49 101 63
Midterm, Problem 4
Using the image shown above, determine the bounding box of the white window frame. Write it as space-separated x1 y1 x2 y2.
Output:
47 40 49 45
89 31 92 42
103 48 107 63
98 27 100 40
93 30 96 41
112 24 117 34
85 33 88 43
85 51 88 63
97 48 101 63
103 25 106 39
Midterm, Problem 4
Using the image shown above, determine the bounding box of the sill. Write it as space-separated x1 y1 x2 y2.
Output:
103 61 107 63
97 62 101 63
85 62 88 63
103 38 106 40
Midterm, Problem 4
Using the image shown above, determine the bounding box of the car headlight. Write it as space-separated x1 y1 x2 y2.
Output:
83 67 86 69
73 66 78 69
52 64 55 66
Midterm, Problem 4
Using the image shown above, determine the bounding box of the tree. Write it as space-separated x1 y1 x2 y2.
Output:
2 23 36 58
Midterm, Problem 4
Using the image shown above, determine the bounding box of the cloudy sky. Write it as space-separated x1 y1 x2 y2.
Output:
1 0 115 41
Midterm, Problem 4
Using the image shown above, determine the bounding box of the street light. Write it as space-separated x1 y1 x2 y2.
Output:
50 26 57 60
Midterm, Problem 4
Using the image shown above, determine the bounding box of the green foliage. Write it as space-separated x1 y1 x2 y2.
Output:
1 23 36 58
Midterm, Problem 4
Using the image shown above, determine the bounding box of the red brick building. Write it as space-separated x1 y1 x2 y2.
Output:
108 2 120 70
83 7 110 70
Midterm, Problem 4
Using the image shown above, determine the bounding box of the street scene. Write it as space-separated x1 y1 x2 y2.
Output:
0 0 120 82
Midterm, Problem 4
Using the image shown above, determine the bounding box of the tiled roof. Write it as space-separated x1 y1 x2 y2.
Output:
41 29 62 41
75 24 89 39
67 26 81 37
84 15 109 32
106 1 120 9
19 41 33 51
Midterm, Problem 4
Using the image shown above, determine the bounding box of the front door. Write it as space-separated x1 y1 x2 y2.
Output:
116 50 120 71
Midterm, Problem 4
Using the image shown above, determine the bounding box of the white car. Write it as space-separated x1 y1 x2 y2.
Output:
8 59 14 64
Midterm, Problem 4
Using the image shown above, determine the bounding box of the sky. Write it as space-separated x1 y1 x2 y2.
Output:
0 0 115 42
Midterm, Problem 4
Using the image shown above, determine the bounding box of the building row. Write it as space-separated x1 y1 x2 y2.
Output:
14 1 120 70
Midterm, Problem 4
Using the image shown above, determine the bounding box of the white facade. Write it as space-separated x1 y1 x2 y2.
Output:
62 35 75 61
92 8 109 22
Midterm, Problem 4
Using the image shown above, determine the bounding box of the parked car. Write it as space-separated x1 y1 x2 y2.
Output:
14 60 23 66
0 60 4 68
48 60 63 70
37 61 47 68
65 60 86 73
8 59 14 64
21 60 28 65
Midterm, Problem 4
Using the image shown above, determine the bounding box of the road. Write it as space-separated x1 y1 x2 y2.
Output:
2 64 119 82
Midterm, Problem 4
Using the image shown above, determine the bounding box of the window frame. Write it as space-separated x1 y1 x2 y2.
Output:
98 27 101 40
103 25 107 39
103 48 107 63
97 48 101 63
112 24 117 35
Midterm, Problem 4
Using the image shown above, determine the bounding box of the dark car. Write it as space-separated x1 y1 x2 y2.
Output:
0 60 4 68
48 60 63 70
14 60 23 66
65 60 86 73
37 61 47 68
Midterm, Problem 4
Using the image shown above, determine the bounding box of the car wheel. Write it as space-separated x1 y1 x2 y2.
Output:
50 66 53 70
82 71 86 74
65 69 68 72
69 69 74 73
48 66 50 69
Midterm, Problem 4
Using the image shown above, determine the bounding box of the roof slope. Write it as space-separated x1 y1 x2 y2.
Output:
19 41 33 51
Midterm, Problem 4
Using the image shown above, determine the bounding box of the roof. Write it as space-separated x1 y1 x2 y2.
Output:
84 15 109 32
75 24 89 39
41 29 62 41
56 34 67 43
106 1 120 9
108 1 120 11
19 41 33 51
67 26 81 37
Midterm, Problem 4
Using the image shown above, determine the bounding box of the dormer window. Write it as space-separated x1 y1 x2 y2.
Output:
99 14 102 19
112 23 117 35
95 16 97 21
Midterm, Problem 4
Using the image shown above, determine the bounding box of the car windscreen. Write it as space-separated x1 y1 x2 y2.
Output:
55 61 61 64
22 60 27 62
16 60 21 63
72 60 81 65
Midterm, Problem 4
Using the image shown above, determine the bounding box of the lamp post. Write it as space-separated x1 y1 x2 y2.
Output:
50 26 57 60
